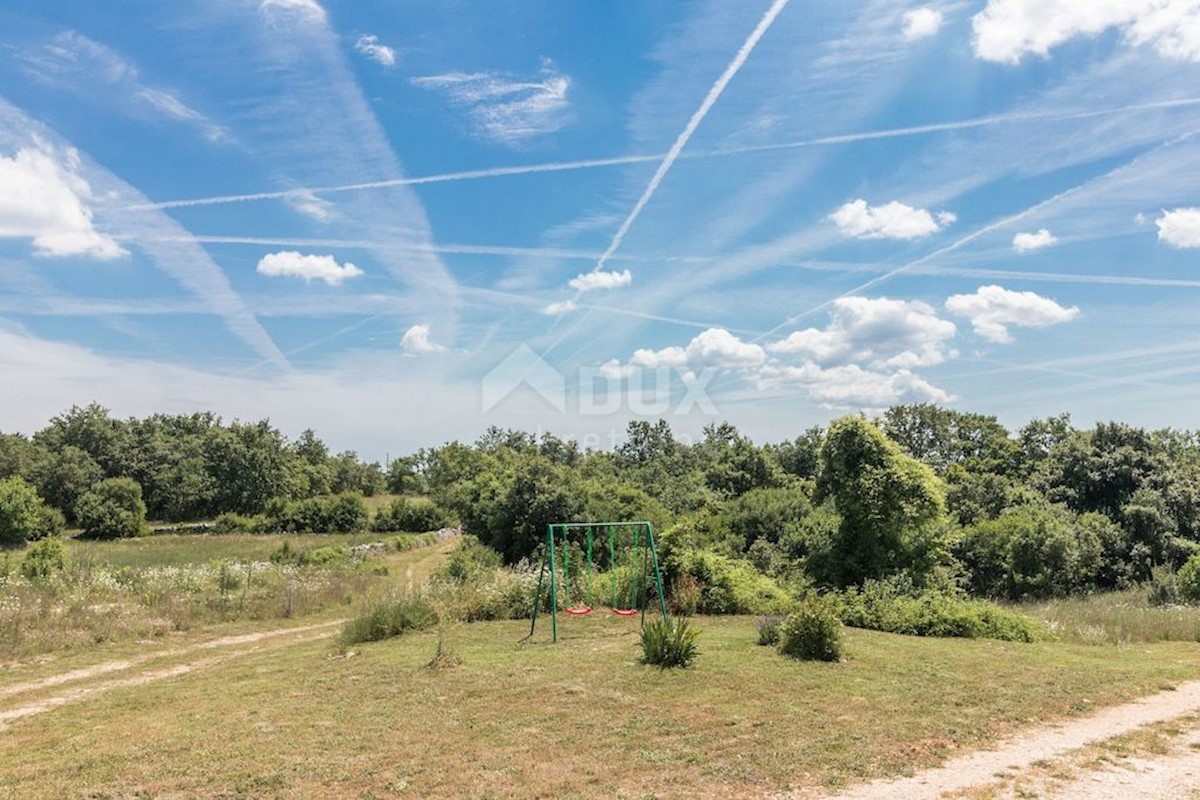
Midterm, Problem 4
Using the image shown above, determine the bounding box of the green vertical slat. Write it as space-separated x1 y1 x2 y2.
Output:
548 525 558 643
646 523 669 621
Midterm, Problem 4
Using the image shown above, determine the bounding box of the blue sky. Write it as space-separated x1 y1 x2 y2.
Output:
2 0 1200 459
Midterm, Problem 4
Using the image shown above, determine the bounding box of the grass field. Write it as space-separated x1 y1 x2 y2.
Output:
4 608 1200 798
66 531 406 569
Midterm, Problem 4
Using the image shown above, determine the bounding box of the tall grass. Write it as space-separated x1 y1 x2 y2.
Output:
1024 590 1200 645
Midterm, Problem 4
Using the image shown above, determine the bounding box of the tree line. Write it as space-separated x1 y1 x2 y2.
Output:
3 402 1200 602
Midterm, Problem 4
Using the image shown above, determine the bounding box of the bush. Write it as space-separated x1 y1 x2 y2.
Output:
756 614 784 646
1176 555 1200 603
340 592 438 646
639 617 700 669
75 478 149 540
835 578 1047 642
1149 565 1182 606
33 505 66 541
778 601 843 662
667 548 792 615
212 512 266 534
0 476 46 547
21 537 67 580
268 493 368 534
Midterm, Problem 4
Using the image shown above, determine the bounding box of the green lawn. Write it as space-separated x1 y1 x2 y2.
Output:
3 613 1200 798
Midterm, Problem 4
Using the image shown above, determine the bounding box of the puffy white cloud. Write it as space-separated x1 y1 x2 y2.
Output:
1157 207 1200 248
973 0 1200 64
413 58 571 145
1013 228 1058 252
568 269 632 292
758 363 955 408
355 35 396 67
945 285 1080 343
830 199 955 240
255 251 363 285
541 299 578 315
903 7 945 40
0 143 127 259
400 323 445 354
768 296 957 368
616 329 764 375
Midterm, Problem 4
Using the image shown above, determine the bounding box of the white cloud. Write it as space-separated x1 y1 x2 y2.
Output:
1157 207 1200 247
568 269 632 292
20 32 230 144
945 285 1080 343
903 7 945 41
1013 228 1058 251
0 143 126 259
830 199 955 240
260 0 326 22
284 190 335 222
400 323 445 354
973 0 1200 64
768 296 957 368
412 58 571 145
256 251 363 285
541 299 578 315
619 329 765 373
758 363 955 407
355 35 396 67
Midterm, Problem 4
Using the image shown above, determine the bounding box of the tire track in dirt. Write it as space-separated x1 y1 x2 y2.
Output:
0 619 343 729
811 680 1200 799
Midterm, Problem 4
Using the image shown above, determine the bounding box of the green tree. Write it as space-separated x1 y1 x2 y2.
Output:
29 445 103 521
75 477 149 539
0 476 45 548
815 416 947 587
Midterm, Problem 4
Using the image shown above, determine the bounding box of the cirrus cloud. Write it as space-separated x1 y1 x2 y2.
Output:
355 35 396 67
256 251 363 285
945 285 1080 343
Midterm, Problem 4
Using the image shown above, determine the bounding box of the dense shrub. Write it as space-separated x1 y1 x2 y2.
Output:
21 537 67 580
212 512 267 534
0 476 46 547
372 497 454 533
666 547 793 615
33 505 66 541
756 614 784 646
1148 565 1181 606
267 493 368 533
340 592 438 645
1175 556 1200 603
639 617 700 669
75 478 149 540
835 579 1046 642
778 600 842 661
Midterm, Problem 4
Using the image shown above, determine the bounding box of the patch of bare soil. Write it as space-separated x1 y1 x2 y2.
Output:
0 619 342 730
814 680 1200 799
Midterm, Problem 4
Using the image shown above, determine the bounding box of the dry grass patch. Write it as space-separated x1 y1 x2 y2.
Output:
4 615 1200 798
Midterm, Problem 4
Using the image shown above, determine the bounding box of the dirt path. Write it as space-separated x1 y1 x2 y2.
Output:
818 681 1200 799
0 619 343 730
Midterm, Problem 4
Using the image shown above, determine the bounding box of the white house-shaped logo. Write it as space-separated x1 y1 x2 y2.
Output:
481 344 566 413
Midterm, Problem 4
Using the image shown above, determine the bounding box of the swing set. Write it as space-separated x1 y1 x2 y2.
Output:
527 521 668 643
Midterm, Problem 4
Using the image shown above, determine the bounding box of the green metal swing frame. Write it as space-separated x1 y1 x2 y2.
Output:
527 521 668 643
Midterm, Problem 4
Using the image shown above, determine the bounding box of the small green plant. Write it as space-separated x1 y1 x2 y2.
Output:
21 537 67 580
639 617 700 669
341 592 438 646
1148 565 1181 606
778 601 842 662
756 614 785 646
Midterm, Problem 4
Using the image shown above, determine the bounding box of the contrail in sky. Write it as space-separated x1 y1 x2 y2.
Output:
122 96 1200 213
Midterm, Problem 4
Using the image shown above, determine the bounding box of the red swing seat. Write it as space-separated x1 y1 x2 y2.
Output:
565 605 593 616
610 608 638 617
